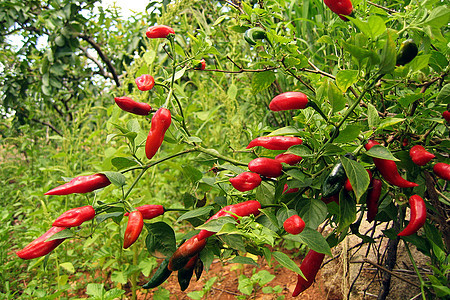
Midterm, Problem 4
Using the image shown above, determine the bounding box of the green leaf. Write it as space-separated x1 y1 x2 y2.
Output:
322 144 345 156
181 165 203 183
365 144 400 161
143 49 156 65
367 103 380 127
111 270 127 284
338 191 357 232
228 256 258 266
86 283 105 298
341 157 370 202
196 217 237 233
268 126 301 136
376 118 405 131
423 6 450 27
59 262 75 273
127 119 141 133
327 81 346 112
111 157 138 170
336 70 358 93
437 83 450 104
334 125 361 143
46 229 74 241
145 222 176 256
379 32 396 74
287 144 313 157
177 206 213 222
251 71 276 94
272 251 304 277
408 55 431 73
285 227 332 256
102 171 126 187
220 234 246 252
238 274 254 295
298 198 327 229
256 181 275 206
252 270 275 286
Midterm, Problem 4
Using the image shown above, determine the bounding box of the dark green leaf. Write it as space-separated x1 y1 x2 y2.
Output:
46 229 74 241
365 144 400 161
437 83 450 104
102 171 126 187
341 157 370 202
285 227 332 256
272 251 303 277
338 191 356 232
145 222 176 256
177 206 213 222
298 198 327 229
220 235 246 252
287 145 313 157
379 32 396 74
181 165 203 183
334 125 361 143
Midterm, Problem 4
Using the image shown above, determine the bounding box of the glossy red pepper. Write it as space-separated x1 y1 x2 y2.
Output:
246 136 303 150
344 170 372 192
146 25 175 38
123 210 144 249
275 153 303 165
145 107 172 160
45 174 111 195
114 96 151 116
398 195 426 236
197 200 261 240
443 111 450 123
292 250 325 296
168 234 207 271
124 205 165 219
409 145 435 166
269 92 308 111
248 157 283 178
135 74 155 91
229 172 262 192
283 215 305 235
433 163 450 181
323 0 354 21
283 184 299 194
366 179 382 223
194 59 206 70
16 226 67 260
53 205 96 227
364 140 418 188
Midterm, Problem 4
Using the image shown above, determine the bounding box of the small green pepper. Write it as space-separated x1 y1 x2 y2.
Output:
396 39 418 66
244 27 266 45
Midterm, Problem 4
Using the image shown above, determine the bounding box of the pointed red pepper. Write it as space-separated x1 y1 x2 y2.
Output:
146 25 175 38
247 136 303 150
123 210 144 249
269 92 308 111
45 174 111 195
292 250 325 296
114 97 151 116
409 145 435 166
398 195 426 236
53 205 96 227
275 153 303 165
248 157 283 178
16 227 67 260
145 108 171 160
124 205 165 220
229 172 262 192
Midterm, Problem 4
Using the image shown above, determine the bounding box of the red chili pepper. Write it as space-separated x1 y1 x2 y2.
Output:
443 111 450 123
168 234 207 271
145 107 172 160
146 25 175 38
194 59 206 70
45 174 111 195
229 172 262 192
409 145 435 166
114 97 151 116
16 226 67 260
283 184 299 194
123 210 144 249
402 137 409 147
246 136 303 150
433 163 450 181
398 195 426 236
323 0 353 21
283 215 305 235
248 157 283 178
275 153 303 165
344 170 372 192
135 74 155 91
197 200 261 240
53 205 96 227
292 250 325 296
269 92 308 111
366 179 382 223
321 194 339 204
124 205 165 219
364 140 418 188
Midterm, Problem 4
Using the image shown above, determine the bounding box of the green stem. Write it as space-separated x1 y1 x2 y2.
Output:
307 101 329 123
403 241 428 299
164 208 189 212
197 146 247 167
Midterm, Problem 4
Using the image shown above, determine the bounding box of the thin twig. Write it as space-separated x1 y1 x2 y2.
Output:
203 66 278 74
367 1 399 14
211 286 241 296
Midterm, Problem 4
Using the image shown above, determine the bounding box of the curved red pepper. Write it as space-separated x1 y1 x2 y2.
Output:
269 92 308 111
123 210 144 249
323 0 354 21
135 74 155 91
124 205 165 219
275 153 303 165
168 234 207 271
409 145 435 166
247 136 303 150
443 111 450 123
45 174 111 195
366 179 382 223
197 200 261 240
229 172 262 192
16 226 67 260
398 195 426 236
364 140 418 188
114 97 151 116
283 215 305 235
145 107 172 160
292 250 325 296
146 25 175 38
248 157 283 178
53 205 96 227
344 170 372 192
433 163 450 181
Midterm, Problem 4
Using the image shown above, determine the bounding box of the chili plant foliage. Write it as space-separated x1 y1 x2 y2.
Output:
10 0 450 298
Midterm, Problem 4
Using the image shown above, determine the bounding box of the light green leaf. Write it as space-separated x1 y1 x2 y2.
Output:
334 125 361 143
367 103 380 127
251 71 276 94
376 118 405 131
437 83 450 104
365 144 400 161
177 206 213 222
336 70 358 93
328 81 346 112
272 251 304 276
379 32 396 74
102 171 126 187
59 262 75 274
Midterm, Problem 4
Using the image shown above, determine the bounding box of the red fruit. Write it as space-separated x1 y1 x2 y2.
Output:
53 205 96 227
124 205 165 219
292 250 325 296
229 172 262 192
123 211 144 249
398 195 426 237
45 174 111 195
246 136 303 150
269 92 308 111
366 179 382 223
145 108 171 160
409 145 435 166
442 111 450 123
283 215 305 235
323 0 354 21
275 153 303 165
135 74 155 91
114 97 151 116
146 25 175 38
168 234 207 271
433 163 450 181
194 59 206 70
248 157 283 178
16 227 67 260
283 184 299 194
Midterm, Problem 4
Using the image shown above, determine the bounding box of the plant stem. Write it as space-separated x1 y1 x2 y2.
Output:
404 241 428 299
197 146 248 166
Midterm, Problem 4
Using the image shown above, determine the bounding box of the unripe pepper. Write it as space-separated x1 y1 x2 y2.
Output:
396 39 418 66
365 140 418 188
283 215 305 235
146 25 175 38
443 111 450 123
114 97 151 116
168 234 207 271
142 257 172 289
124 205 165 220
123 210 144 249
366 179 382 223
135 74 155 91
322 154 355 198
197 200 261 240
345 170 372 192
275 153 303 165
244 27 266 45
53 205 96 227
269 92 308 111
246 136 303 150
292 250 325 296
433 163 450 181
177 254 198 291
229 172 262 192
398 195 426 236
248 157 283 178
45 173 111 195
145 107 171 160
409 145 435 166
323 0 354 21
16 226 67 260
